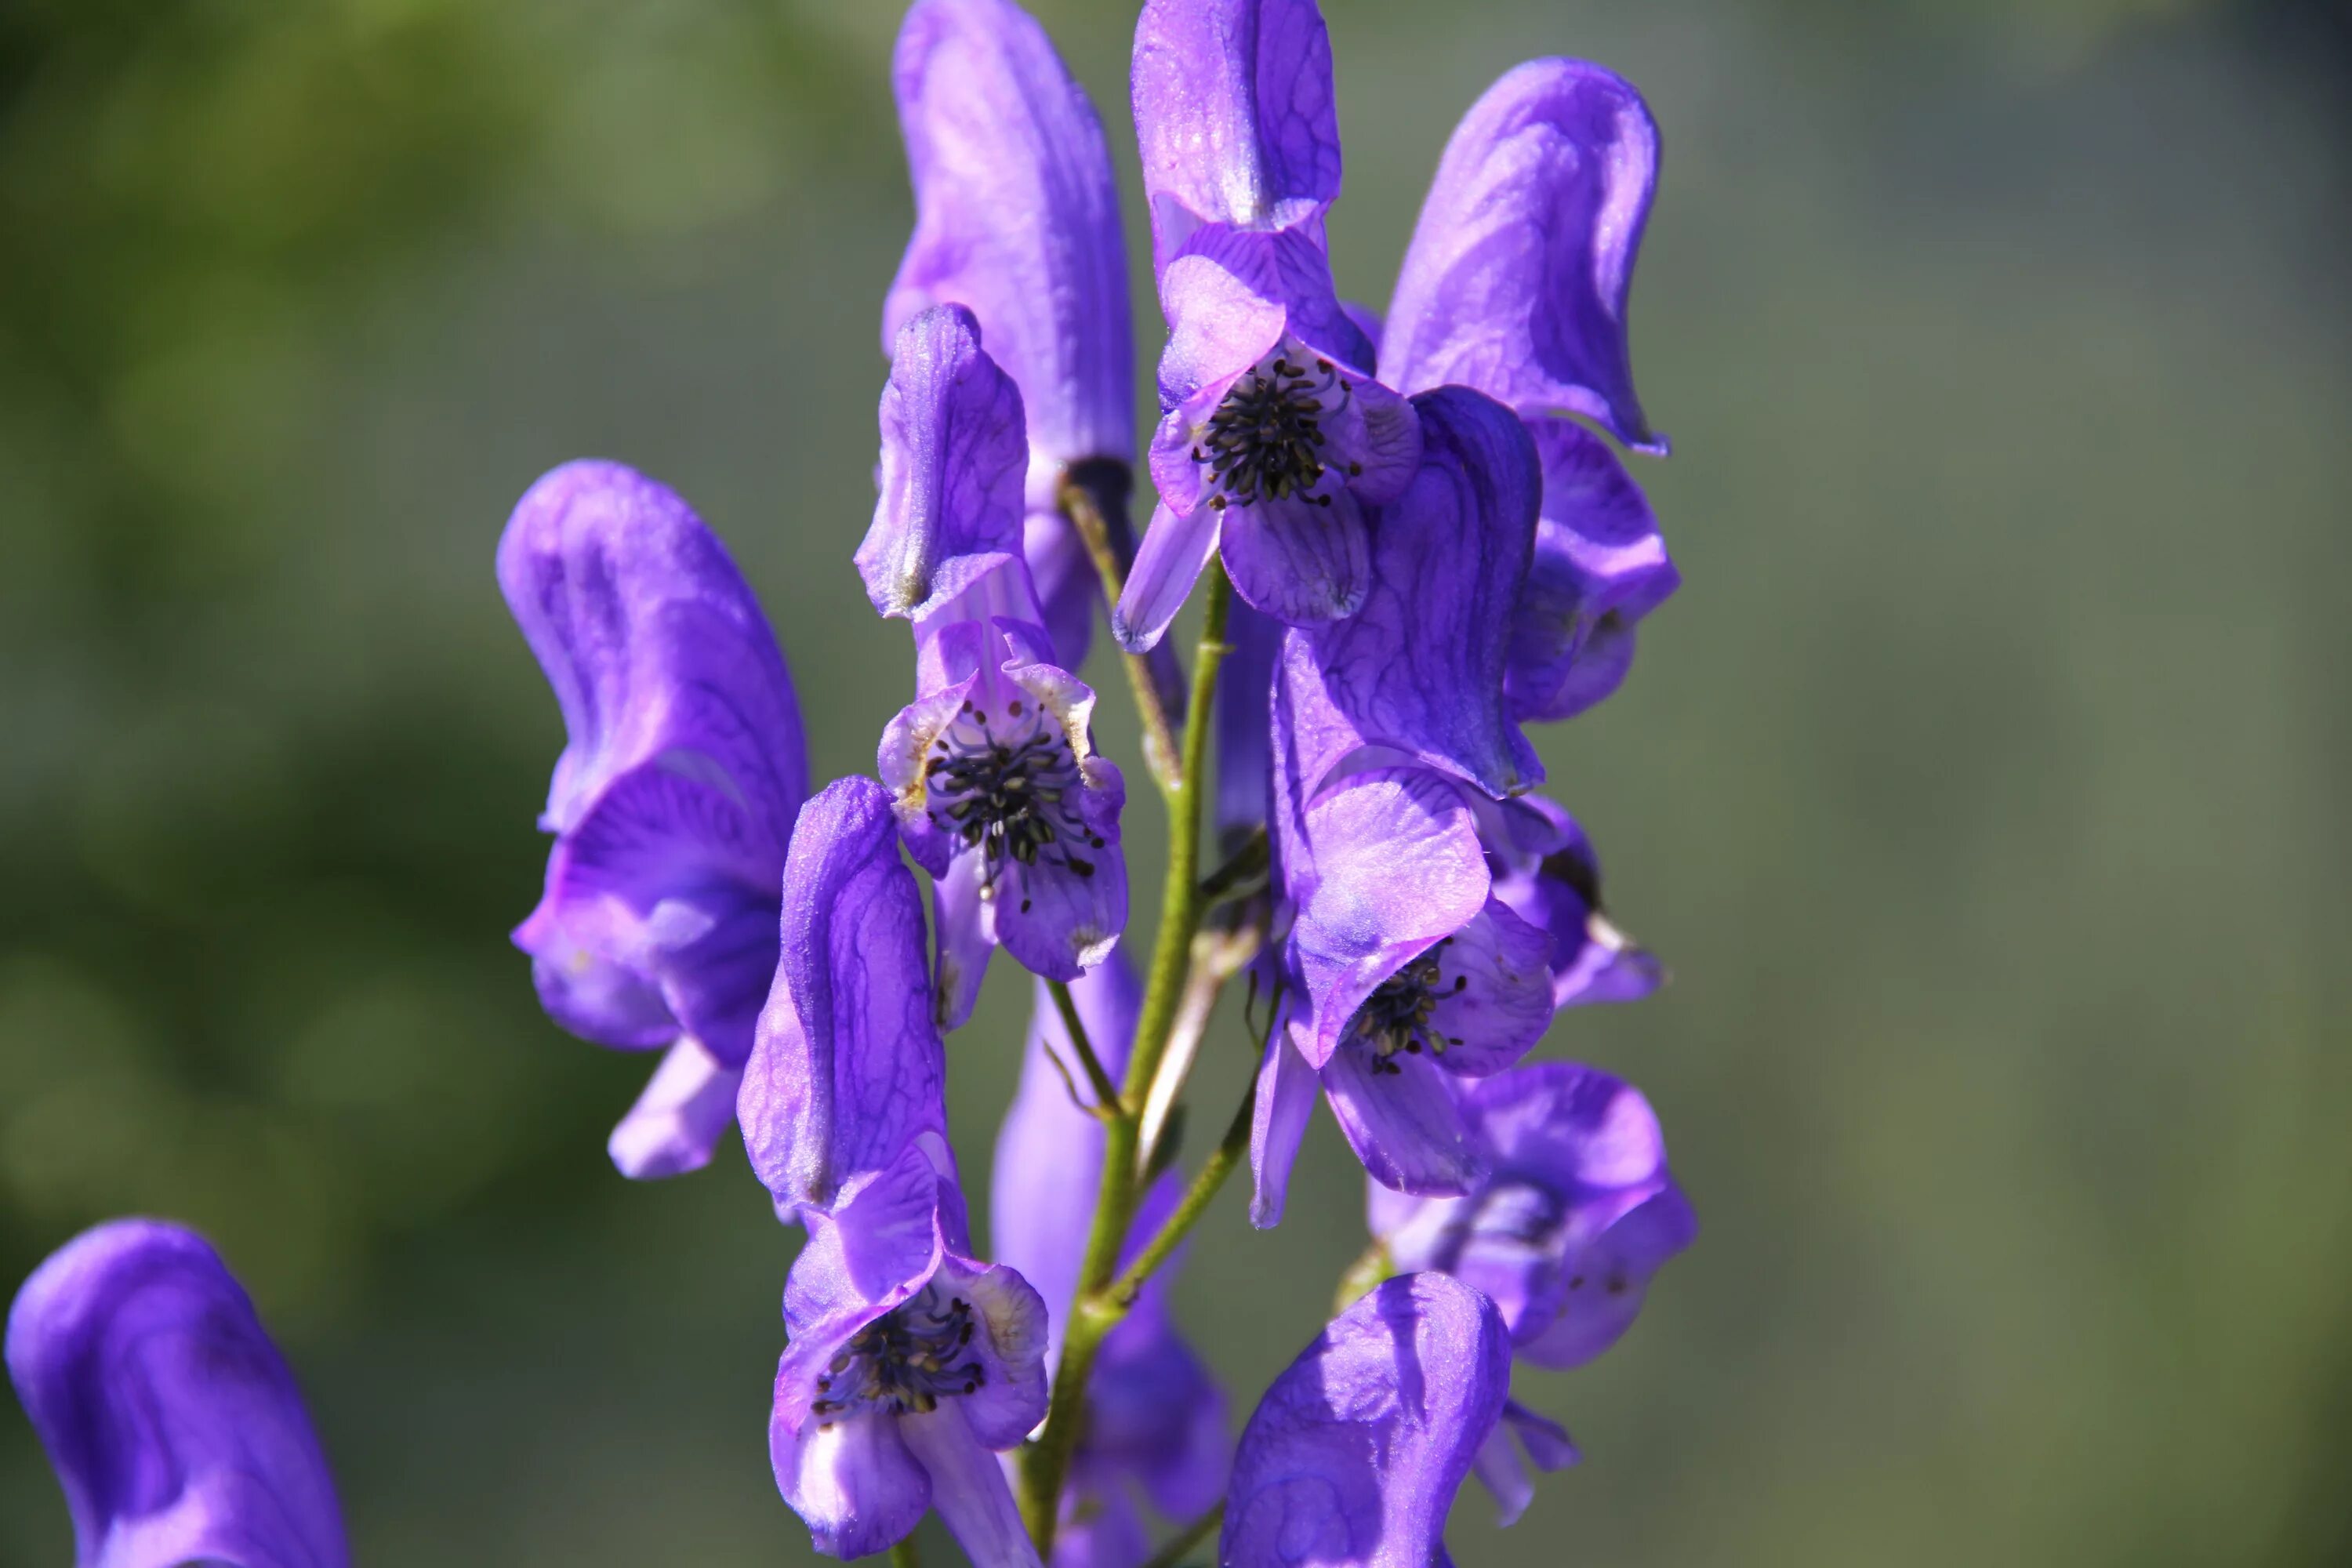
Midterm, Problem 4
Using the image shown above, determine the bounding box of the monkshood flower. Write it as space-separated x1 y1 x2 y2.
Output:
992 961 1227 1568
887 0 1134 669
8 1219 347 1568
1367 1063 1696 1525
500 459 809 1180
1381 59 1678 720
771 1143 1049 1566
1222 1272 1508 1568
739 776 955 1221
1115 0 1424 648
1482 793 1664 1010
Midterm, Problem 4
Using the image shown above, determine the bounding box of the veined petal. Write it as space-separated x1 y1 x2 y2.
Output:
1279 386 1545 800
1319 1044 1481 1197
1221 1274 1510 1568
607 1035 746 1179
1132 0 1342 274
6 1221 349 1568
859 305 1031 620
1221 491 1370 628
1250 1024 1321 1229
1112 500 1222 655
739 779 949 1215
1382 60 1665 452
887 0 1133 466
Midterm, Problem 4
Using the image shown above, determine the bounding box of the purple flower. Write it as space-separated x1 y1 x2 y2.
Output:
1482 793 1663 1010
739 777 953 1221
7 1220 347 1568
992 962 1229 1568
1221 1272 1508 1568
1381 59 1666 456
771 1145 1048 1567
1116 0 1423 647
1366 1062 1694 1525
887 0 1134 667
881 554 1128 1029
499 459 808 1180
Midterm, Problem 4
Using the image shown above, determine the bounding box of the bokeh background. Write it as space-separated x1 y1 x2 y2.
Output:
4 0 2348 1562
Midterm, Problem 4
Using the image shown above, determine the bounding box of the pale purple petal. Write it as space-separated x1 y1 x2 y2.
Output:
1132 0 1342 274
929 1257 1053 1450
1250 1023 1321 1229
1472 1400 1579 1528
1515 1183 1697 1370
903 1406 1047 1568
1382 60 1665 452
772 1412 930 1561
1279 387 1544 800
887 0 1132 466
739 778 949 1215
1025 508 1099 676
1112 499 1222 655
1151 226 1369 406
931 850 997 1031
1221 1274 1510 1568
6 1220 348 1568
607 1035 746 1179
858 305 1031 619
1319 1044 1480 1196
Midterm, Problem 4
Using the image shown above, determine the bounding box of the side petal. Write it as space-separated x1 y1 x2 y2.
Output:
887 0 1133 466
739 779 949 1214
1112 499 1223 655
1381 60 1665 452
858 305 1032 619
772 1410 930 1561
1132 0 1342 274
1472 1401 1579 1529
1280 386 1545 800
902 1405 1046 1568
932 849 997 1033
1221 1274 1511 1568
5 1221 349 1568
1319 1044 1482 1197
1250 1023 1321 1228
607 1035 746 1180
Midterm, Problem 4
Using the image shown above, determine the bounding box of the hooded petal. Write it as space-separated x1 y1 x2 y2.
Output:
6 1220 348 1568
1112 499 1222 655
1278 387 1544 800
1506 418 1679 722
499 459 806 1070
887 0 1133 466
739 779 949 1216
1221 1274 1510 1568
1132 0 1342 274
858 305 1031 619
1382 60 1665 452
607 1035 746 1179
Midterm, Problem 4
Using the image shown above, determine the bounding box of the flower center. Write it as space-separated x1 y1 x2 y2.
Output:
809 1283 985 1428
1195 354 1358 510
1349 936 1469 1074
924 699 1103 902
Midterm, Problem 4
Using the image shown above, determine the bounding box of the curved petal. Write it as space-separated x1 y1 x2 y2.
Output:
931 1258 1052 1450
1250 1024 1322 1229
887 0 1133 466
1417 898 1556 1076
1381 60 1665 452
1279 387 1544 800
931 849 997 1032
739 779 949 1215
1220 491 1370 628
1132 0 1342 273
1215 600 1283 848
1112 500 1222 655
607 1036 746 1179
902 1405 1046 1568
1149 246 1290 418
1221 1274 1510 1568
772 1410 931 1561
1319 1045 1481 1197
1024 508 1099 676
859 305 1032 619
1514 1183 1697 1370
1471 1400 1579 1528
6 1221 348 1568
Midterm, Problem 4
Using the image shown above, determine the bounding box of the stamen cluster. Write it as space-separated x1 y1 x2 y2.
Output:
1196 354 1356 510
1352 935 1469 1073
924 699 1105 902
810 1283 984 1427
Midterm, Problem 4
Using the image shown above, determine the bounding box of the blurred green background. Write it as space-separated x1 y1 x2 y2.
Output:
4 0 2348 1563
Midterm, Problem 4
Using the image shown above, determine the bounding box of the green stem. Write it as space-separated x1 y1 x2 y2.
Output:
1047 978 1120 1112
1021 565 1233 1555
1059 462 1186 793
1138 1501 1225 1568
888 1535 920 1568
1108 1075 1254 1309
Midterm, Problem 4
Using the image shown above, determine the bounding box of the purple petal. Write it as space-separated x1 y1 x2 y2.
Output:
1482 795 1664 1009
887 0 1132 466
1515 1183 1697 1370
1112 499 1222 655
1319 1044 1481 1197
858 305 1031 619
1151 227 1370 408
1025 509 1099 676
1221 1274 1510 1568
6 1220 348 1568
1506 418 1679 721
499 459 806 1079
771 1410 931 1561
1250 1023 1321 1229
1279 386 1544 800
1048 1482 1147 1568
1471 1400 1579 1528
1214 600 1282 848
931 850 996 1032
1416 898 1557 1076
902 1406 1046 1568
1132 0 1342 274
1382 60 1665 452
929 1256 1052 1450
781 1145 959 1333
1220 491 1371 628
739 778 949 1215
607 1036 746 1179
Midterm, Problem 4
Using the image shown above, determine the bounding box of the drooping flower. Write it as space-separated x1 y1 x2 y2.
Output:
1221 1272 1509 1568
1365 1062 1696 1524
991 962 1228 1568
770 1144 1048 1568
1115 0 1423 647
738 776 954 1222
7 1220 348 1568
1380 58 1678 718
887 0 1134 669
499 459 809 1180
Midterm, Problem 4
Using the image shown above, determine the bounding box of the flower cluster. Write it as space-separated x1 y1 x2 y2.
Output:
6 2 1697 1566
